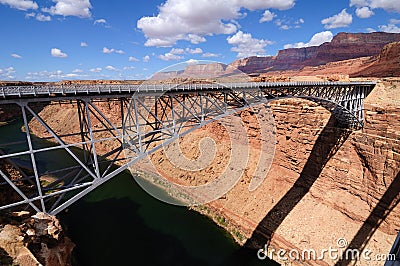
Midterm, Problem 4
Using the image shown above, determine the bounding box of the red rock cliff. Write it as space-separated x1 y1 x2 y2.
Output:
231 32 400 73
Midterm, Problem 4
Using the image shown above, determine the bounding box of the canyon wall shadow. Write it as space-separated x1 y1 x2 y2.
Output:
334 171 400 266
245 115 351 248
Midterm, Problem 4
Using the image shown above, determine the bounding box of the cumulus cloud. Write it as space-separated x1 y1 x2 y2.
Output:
0 0 38 10
137 0 296 47
355 6 374 18
128 56 139 62
321 9 352 29
234 0 295 11
102 47 124 54
51 48 68 58
90 67 102 73
11 53 22 59
81 42 88 47
43 0 92 18
378 19 400 33
186 59 199 65
94 18 106 25
202 52 220 58
227 31 272 58
24 12 51 21
36 13 51 21
105 65 118 71
103 47 115 54
143 55 150 62
350 0 400 13
186 47 203 54
0 67 16 79
284 31 333 49
26 70 88 81
159 53 184 61
259 10 276 23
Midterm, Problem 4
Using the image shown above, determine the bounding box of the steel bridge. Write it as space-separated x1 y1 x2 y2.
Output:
0 81 375 215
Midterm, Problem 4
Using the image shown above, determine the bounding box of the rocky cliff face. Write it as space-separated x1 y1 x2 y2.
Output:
0 212 75 265
353 42 400 77
142 79 400 265
230 56 275 73
231 32 400 73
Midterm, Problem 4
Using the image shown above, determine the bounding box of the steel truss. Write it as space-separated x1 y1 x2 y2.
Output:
0 82 375 214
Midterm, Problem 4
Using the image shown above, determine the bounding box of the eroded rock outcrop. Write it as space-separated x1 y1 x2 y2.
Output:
353 42 400 77
0 212 75 266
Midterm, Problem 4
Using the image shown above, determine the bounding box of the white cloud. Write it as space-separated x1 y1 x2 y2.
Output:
0 0 38 10
25 12 35 18
11 53 22 59
202 52 220 58
51 48 68 58
274 18 302 30
43 0 92 18
234 0 295 11
350 0 400 13
321 9 352 29
94 18 106 25
159 53 184 61
128 56 139 62
72 68 83 73
81 42 88 47
0 67 16 79
143 55 150 62
105 65 118 71
25 70 88 81
259 10 276 23
137 0 296 47
103 47 124 54
186 48 203 54
186 59 199 65
280 24 290 30
284 31 333 49
103 47 115 54
378 19 400 33
355 6 374 18
90 67 102 73
123 66 135 71
168 47 203 55
227 31 272 58
170 48 185 55
36 13 51 21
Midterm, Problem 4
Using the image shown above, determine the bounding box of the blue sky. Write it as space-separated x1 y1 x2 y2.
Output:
0 0 399 81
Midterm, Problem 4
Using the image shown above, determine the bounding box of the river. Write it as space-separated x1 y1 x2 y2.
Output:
0 120 278 266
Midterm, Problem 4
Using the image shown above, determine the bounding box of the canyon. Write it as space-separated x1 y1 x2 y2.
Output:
1 32 400 265
13 77 399 265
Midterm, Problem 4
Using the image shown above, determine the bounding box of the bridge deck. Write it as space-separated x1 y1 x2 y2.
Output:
0 81 376 102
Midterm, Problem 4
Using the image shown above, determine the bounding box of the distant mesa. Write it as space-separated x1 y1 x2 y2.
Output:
151 62 247 82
